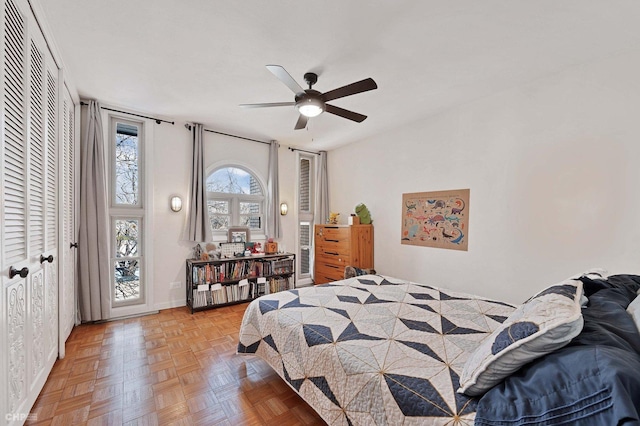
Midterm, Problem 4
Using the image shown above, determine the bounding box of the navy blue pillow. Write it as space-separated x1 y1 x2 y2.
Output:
580 273 640 299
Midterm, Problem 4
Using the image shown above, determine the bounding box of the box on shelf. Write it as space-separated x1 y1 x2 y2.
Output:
265 242 278 254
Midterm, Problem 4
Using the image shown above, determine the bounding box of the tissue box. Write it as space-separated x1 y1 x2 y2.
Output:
348 215 360 225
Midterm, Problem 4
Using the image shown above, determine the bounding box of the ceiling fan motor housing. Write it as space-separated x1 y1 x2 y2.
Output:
295 89 325 117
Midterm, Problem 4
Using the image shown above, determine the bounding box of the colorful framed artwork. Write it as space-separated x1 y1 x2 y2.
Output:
401 189 469 251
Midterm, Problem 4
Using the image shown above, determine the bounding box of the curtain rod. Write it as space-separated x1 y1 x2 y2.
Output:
184 123 270 145
288 147 321 155
80 102 175 125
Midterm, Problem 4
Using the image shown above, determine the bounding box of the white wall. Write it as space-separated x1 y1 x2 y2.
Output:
150 123 192 309
328 50 640 304
152 128 298 310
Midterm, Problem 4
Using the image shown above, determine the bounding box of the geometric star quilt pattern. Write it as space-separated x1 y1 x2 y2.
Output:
238 275 515 425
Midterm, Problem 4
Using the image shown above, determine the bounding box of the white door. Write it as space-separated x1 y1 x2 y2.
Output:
44 49 60 370
1 0 64 422
59 86 76 351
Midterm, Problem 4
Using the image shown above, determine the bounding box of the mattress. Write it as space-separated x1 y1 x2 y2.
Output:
237 275 515 425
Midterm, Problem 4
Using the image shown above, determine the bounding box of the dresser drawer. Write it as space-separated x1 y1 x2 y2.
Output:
315 263 344 284
316 226 350 242
315 237 350 252
316 249 351 267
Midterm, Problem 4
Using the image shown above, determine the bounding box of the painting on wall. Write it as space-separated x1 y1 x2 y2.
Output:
401 189 470 251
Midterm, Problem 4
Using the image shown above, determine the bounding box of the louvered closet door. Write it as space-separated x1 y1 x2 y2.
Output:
1 0 61 422
2 0 29 419
44 57 59 371
59 87 76 347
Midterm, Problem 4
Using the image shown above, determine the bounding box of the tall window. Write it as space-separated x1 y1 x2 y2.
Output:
298 155 314 282
207 166 265 237
113 122 140 206
110 119 144 306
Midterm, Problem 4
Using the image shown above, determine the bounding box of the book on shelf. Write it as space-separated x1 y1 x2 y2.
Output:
257 277 268 296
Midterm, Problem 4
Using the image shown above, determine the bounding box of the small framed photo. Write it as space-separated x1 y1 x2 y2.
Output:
228 226 250 243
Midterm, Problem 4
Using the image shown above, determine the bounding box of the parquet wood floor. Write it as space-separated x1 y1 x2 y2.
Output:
28 303 326 425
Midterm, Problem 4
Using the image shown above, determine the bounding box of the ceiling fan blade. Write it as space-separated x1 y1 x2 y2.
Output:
322 78 377 102
239 102 295 108
325 104 367 123
266 65 305 94
294 115 308 130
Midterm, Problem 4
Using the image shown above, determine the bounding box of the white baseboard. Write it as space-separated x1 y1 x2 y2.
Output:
154 300 187 311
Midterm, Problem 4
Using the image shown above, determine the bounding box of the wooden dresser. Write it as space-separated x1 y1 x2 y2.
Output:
314 224 374 284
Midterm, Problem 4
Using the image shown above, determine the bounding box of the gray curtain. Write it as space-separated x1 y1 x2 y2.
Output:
78 101 111 321
315 150 329 225
186 123 212 242
266 140 281 239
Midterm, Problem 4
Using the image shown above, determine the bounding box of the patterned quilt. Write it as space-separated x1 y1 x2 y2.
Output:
237 275 515 425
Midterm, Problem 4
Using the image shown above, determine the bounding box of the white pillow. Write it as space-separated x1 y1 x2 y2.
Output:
458 278 584 396
627 294 640 333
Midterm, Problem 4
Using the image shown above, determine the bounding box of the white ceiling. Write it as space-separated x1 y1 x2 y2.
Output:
38 1 640 150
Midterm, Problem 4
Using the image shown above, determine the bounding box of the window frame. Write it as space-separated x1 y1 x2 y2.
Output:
111 215 144 306
110 118 143 209
206 164 266 240
297 154 315 284
108 116 147 309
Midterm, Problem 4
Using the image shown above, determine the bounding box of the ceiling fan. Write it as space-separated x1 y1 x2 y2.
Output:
240 65 378 130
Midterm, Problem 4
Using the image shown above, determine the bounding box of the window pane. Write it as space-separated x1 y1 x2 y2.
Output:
207 167 262 195
115 219 139 257
299 223 310 246
240 215 261 229
209 200 229 214
240 202 260 215
114 259 140 301
299 222 311 275
301 248 310 274
299 158 310 211
209 214 229 231
115 122 139 205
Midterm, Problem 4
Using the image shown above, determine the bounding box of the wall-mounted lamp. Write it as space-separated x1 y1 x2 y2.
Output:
280 202 288 216
170 196 183 212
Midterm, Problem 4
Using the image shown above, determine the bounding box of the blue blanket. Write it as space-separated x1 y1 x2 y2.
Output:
475 275 640 426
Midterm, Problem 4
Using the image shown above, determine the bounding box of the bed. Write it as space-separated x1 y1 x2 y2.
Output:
237 273 640 425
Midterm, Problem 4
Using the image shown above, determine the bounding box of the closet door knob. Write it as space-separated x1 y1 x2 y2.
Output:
9 267 29 279
40 255 54 264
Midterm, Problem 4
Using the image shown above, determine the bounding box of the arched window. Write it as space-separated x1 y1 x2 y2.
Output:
206 166 265 236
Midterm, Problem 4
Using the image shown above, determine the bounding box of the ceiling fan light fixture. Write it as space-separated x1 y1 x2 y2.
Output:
243 65 377 129
297 97 325 118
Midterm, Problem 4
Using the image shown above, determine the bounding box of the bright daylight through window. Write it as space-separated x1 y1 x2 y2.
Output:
112 121 143 304
207 166 264 236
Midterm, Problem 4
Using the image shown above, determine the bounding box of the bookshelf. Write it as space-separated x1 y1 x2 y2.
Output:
186 253 296 313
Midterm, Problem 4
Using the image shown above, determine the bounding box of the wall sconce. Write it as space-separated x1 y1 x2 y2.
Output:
170 196 183 212
280 202 288 216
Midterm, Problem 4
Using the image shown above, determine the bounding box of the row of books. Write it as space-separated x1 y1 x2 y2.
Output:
190 276 294 308
191 258 294 285
267 276 293 294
